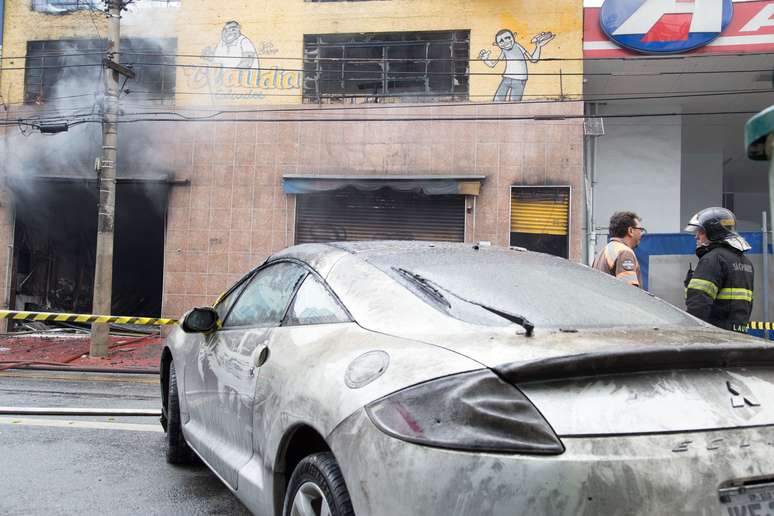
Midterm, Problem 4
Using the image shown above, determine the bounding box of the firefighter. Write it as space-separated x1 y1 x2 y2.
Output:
592 211 645 288
684 207 754 332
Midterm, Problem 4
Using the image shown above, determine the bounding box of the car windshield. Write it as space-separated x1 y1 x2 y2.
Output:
366 246 700 329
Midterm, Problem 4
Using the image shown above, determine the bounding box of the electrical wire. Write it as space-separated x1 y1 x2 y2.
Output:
2 49 774 62
106 90 774 119
4 44 770 131
3 91 770 123
16 119 35 136
128 87 774 105
4 61 771 78
4 89 772 116
87 4 105 41
6 84 770 110
112 110 766 122
2 63 103 71
1 109 761 129
4 88 770 125
4 93 96 105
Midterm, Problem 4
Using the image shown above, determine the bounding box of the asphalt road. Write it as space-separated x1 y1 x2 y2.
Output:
0 369 250 516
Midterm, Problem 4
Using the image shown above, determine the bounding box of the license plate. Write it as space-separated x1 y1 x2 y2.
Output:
719 482 774 516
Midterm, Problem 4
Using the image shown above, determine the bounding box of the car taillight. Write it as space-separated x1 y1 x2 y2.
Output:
365 369 564 455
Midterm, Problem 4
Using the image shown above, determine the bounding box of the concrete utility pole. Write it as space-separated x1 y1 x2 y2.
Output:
90 0 123 357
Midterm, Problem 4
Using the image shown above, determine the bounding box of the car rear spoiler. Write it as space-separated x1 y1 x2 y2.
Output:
494 344 774 384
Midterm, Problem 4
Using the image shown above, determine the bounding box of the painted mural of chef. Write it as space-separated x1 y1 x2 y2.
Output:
205 20 259 70
479 29 555 102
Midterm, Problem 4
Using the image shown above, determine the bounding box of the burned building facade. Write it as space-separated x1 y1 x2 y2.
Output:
0 0 585 320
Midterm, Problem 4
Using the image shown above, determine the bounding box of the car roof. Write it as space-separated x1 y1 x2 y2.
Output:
269 240 561 276
282 240 539 258
273 240 700 332
329 240 467 254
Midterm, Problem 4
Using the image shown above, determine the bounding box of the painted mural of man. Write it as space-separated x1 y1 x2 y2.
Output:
479 29 555 102
206 20 259 70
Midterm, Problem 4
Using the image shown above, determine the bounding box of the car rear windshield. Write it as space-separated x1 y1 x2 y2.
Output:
365 246 699 329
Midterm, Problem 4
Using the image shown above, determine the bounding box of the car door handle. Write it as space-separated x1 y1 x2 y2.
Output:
249 344 270 376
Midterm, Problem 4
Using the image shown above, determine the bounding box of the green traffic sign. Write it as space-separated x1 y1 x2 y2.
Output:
746 105 774 161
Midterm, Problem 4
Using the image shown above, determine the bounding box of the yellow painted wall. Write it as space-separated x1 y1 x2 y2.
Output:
1 0 582 106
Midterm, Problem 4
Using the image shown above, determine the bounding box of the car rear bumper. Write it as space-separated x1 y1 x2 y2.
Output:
328 409 774 516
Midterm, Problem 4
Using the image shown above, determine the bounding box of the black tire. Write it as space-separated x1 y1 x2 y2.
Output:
283 452 355 516
165 361 196 465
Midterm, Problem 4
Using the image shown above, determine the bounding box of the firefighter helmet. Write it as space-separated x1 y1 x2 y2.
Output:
684 207 751 252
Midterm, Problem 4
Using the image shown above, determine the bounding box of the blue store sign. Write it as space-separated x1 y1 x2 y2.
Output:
599 0 734 53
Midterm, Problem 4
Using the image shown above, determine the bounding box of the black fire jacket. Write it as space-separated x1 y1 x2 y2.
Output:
685 243 754 332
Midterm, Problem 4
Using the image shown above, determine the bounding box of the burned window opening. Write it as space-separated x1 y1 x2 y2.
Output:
303 30 469 103
24 38 177 105
10 180 167 325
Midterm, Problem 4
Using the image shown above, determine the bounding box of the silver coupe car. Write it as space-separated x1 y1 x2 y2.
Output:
160 241 774 516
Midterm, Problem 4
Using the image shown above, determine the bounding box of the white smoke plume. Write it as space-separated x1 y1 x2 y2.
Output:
2 22 181 189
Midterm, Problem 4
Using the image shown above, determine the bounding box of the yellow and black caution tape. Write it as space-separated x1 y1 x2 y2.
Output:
749 321 774 331
0 310 178 326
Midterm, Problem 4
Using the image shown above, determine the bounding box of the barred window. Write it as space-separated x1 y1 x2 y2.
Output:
31 0 102 12
30 0 179 12
303 30 470 103
24 38 177 105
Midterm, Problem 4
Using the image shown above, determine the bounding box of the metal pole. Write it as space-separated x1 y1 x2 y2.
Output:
585 103 598 265
2 103 14 334
769 134 774 260
767 134 774 341
763 211 770 341
90 0 122 357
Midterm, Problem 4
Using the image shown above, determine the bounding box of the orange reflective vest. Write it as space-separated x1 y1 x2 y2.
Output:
592 239 643 288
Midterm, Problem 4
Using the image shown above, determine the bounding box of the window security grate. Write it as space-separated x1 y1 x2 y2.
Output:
31 0 179 11
31 0 102 12
303 30 470 103
24 38 177 105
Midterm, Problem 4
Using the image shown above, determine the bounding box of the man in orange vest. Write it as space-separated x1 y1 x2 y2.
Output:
592 211 646 288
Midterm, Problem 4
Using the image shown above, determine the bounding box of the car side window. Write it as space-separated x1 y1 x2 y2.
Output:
213 273 253 322
223 262 307 328
284 274 350 326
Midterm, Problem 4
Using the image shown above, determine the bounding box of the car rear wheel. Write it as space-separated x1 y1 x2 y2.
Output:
284 452 355 516
165 361 196 465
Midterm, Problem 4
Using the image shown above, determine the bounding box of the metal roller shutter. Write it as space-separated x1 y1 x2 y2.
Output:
510 186 570 258
295 187 465 244
510 188 569 236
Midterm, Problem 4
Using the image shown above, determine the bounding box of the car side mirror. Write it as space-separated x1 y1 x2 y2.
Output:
181 307 219 333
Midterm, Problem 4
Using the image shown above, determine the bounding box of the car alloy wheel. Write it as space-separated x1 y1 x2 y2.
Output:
290 482 332 516
283 452 354 516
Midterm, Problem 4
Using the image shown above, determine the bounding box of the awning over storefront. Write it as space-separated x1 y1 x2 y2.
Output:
282 175 485 196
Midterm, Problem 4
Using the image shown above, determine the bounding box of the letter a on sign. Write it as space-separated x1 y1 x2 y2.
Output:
599 0 733 53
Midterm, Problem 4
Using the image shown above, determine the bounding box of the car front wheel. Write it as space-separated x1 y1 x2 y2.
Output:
165 361 196 465
284 452 355 516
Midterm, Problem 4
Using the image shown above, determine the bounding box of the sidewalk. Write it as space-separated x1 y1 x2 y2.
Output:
0 333 163 373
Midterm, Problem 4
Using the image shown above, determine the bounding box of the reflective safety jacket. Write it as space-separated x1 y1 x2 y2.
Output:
592 238 642 288
685 243 754 332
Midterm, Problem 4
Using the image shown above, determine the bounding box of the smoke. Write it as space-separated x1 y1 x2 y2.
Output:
2 20 181 192
122 0 181 31
3 41 100 195
0 10 183 316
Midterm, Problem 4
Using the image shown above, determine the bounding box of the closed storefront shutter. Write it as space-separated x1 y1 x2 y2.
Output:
295 187 465 244
510 186 570 258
